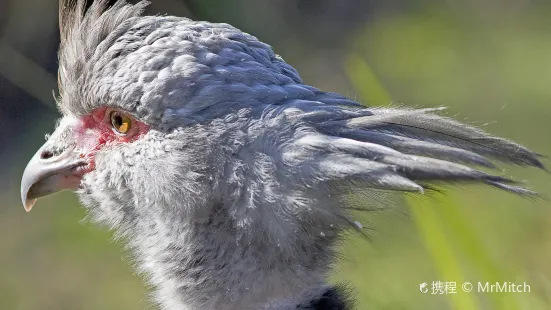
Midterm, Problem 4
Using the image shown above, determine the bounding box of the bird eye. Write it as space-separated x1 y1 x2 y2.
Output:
109 111 132 134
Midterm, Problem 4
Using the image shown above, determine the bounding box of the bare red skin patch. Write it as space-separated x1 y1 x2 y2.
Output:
73 107 150 174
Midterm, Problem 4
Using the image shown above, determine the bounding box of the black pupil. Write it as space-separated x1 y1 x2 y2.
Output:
112 114 123 128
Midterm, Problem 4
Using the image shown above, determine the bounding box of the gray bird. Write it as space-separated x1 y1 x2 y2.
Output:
20 1 544 309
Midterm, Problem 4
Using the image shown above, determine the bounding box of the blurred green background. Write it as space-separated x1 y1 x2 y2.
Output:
1 0 550 309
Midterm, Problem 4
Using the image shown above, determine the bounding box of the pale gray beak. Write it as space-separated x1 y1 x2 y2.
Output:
21 143 87 212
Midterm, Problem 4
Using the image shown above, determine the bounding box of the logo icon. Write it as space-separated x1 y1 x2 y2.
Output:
420 282 429 293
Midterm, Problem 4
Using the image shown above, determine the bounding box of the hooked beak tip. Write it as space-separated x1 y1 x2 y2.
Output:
24 199 36 212
21 182 37 212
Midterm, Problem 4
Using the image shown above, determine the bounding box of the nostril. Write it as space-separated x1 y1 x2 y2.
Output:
38 145 68 161
40 150 54 160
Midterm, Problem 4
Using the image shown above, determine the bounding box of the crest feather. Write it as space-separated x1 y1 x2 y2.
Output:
57 0 149 108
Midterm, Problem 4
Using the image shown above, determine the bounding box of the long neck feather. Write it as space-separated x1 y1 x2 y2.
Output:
127 203 336 310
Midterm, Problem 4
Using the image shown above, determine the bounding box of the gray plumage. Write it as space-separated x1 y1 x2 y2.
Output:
21 0 544 309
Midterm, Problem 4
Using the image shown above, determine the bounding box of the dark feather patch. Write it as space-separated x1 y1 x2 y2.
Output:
296 285 355 310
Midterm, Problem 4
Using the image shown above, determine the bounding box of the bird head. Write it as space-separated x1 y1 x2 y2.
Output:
21 0 306 227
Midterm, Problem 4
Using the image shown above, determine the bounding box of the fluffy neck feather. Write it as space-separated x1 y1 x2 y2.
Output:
126 201 335 310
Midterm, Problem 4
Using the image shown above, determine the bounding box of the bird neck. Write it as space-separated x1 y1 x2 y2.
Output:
128 207 340 310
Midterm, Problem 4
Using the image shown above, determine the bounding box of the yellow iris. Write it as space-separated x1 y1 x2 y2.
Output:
110 111 131 134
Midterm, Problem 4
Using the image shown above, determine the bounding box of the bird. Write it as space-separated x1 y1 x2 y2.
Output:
20 0 544 309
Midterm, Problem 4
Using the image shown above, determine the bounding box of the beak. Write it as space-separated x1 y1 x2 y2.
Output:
21 143 88 212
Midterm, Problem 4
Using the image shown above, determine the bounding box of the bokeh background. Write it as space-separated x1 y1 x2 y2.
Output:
1 0 550 309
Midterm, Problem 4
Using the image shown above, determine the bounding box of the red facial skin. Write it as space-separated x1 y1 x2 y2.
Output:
72 107 150 176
